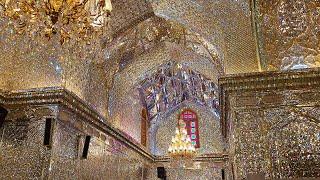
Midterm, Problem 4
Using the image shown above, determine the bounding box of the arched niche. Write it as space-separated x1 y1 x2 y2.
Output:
149 102 223 156
109 41 219 113
108 40 220 142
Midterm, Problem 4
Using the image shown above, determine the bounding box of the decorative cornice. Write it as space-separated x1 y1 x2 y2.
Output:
219 68 320 138
154 154 229 163
219 68 320 91
0 87 155 161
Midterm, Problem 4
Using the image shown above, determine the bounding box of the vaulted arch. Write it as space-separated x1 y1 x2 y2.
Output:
108 41 220 142
150 101 222 156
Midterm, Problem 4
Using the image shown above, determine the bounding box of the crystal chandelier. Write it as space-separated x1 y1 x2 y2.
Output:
0 0 112 44
168 119 196 159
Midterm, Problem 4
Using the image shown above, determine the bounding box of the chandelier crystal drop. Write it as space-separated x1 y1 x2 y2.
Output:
168 119 196 159
0 0 112 44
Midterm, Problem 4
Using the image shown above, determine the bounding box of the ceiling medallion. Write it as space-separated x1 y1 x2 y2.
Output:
0 0 112 44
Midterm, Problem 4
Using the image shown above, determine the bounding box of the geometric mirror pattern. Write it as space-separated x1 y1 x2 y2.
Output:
139 62 219 121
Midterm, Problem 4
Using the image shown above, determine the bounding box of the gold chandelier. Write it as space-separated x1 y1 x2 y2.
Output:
0 0 112 44
168 119 196 159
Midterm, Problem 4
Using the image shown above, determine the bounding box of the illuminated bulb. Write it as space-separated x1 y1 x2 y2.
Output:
183 129 187 134
13 8 21 12
175 128 179 134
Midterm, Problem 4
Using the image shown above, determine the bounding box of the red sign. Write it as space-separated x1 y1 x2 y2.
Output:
180 110 200 148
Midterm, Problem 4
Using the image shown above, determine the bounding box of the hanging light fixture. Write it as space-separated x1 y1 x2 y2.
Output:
0 0 112 44
168 119 196 159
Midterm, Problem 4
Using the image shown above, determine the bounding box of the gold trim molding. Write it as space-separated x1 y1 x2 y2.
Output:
219 68 320 138
154 154 229 163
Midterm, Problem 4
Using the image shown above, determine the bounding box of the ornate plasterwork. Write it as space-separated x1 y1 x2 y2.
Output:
0 87 154 161
103 16 224 131
255 0 320 70
108 42 219 135
0 0 260 127
231 105 320 179
109 0 154 36
0 113 52 179
220 68 320 179
105 16 222 74
0 103 151 179
268 111 320 177
139 62 219 121
150 0 260 74
220 68 320 138
0 17 110 117
0 87 227 164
